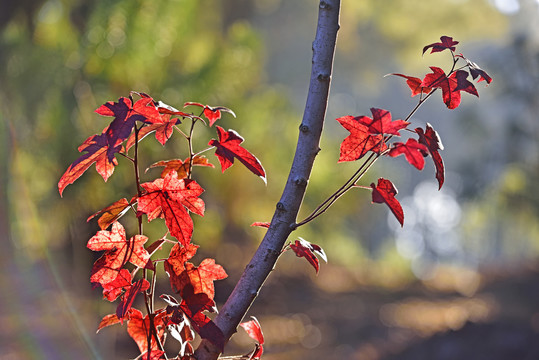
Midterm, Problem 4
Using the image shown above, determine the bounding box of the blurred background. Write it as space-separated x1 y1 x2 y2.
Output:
1 0 539 359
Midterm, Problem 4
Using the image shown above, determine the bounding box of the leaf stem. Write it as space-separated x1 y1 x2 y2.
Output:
187 118 197 179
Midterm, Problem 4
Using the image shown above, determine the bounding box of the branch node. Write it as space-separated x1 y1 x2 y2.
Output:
317 73 331 81
294 177 308 187
276 202 286 211
299 124 309 133
319 1 331 10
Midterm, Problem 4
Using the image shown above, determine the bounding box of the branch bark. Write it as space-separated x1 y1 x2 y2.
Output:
194 1 340 359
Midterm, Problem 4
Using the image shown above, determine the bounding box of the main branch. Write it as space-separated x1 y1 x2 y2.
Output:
194 1 341 359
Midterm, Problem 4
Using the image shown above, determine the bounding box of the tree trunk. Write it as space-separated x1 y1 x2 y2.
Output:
194 1 341 359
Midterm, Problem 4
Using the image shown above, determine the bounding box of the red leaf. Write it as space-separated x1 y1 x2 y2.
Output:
161 292 225 351
371 178 404 227
179 299 225 351
181 259 228 300
336 115 387 162
422 35 459 55
138 171 205 246
453 70 479 96
164 243 227 301
289 237 327 274
127 308 166 357
240 316 265 345
357 108 409 136
58 132 120 196
146 238 166 256
422 67 478 109
127 116 181 149
416 124 445 189
464 58 493 85
116 278 150 321
160 294 195 355
388 138 428 170
87 222 151 286
96 97 156 150
389 73 433 97
251 222 270 228
209 126 266 183
87 198 131 230
240 316 265 359
97 313 121 333
184 102 236 127
154 100 192 117
164 242 199 290
149 156 214 179
101 269 132 302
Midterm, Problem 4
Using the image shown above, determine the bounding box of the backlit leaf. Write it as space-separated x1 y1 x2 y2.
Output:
388 138 428 170
209 126 266 183
149 156 214 179
138 171 205 246
370 178 404 227
127 308 166 357
240 316 265 359
416 124 445 189
116 278 150 321
336 115 387 162
422 35 459 55
87 222 151 286
421 67 478 109
389 73 433 97
289 237 327 274
87 198 131 230
184 102 236 127
356 108 409 136
58 132 121 196
96 314 121 333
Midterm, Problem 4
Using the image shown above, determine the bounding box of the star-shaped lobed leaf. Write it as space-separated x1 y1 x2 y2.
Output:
179 260 227 300
138 171 205 246
371 178 404 227
95 97 155 149
209 126 266 183
101 268 132 302
388 138 428 170
421 67 478 109
163 242 199 289
87 222 151 286
58 132 121 196
336 115 387 162
416 123 445 189
357 108 409 136
423 35 459 55
126 115 181 149
164 242 227 301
